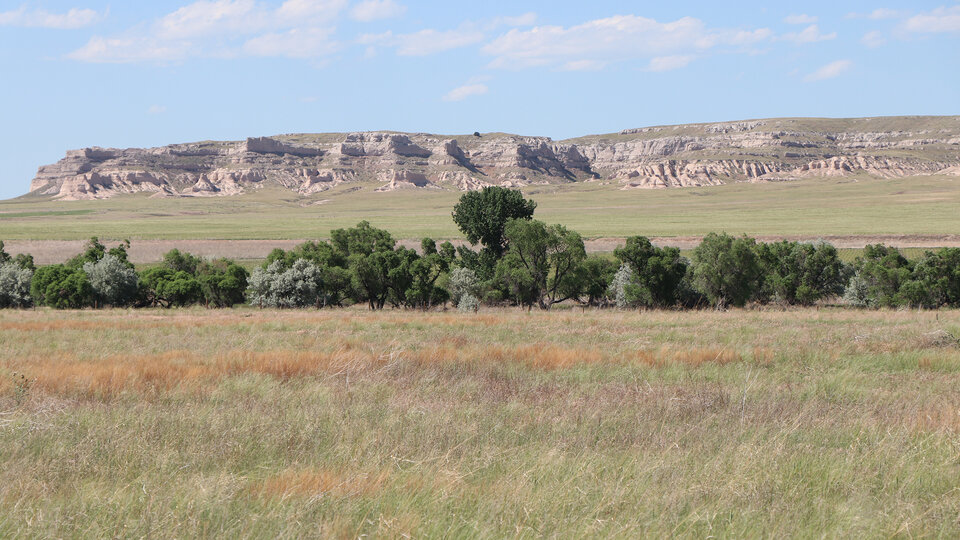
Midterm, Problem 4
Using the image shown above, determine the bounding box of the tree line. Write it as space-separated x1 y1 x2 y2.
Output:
1 187 958 311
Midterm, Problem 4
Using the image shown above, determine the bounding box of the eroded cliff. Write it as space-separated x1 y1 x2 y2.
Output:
28 116 960 200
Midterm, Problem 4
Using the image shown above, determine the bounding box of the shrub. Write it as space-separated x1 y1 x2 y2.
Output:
248 260 324 308
755 240 848 305
691 233 762 309
84 254 139 307
0 263 33 308
31 264 92 309
614 236 687 307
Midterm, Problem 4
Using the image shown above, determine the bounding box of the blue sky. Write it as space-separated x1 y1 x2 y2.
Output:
0 0 958 199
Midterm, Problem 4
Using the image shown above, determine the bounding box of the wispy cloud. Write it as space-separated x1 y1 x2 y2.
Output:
861 30 886 48
360 25 485 56
443 83 488 102
147 105 167 115
804 59 852 82
647 55 694 72
481 15 771 70
904 6 960 34
783 14 817 25
350 0 405 22
0 6 102 29
69 0 346 63
780 25 836 44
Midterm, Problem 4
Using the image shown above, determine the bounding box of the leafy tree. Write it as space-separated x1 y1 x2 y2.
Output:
0 263 33 308
452 187 537 257
248 260 324 308
264 241 345 270
574 255 618 306
614 236 688 307
899 248 960 308
691 233 762 309
754 240 848 305
496 219 586 310
31 264 92 309
162 249 203 275
849 244 912 308
404 239 450 309
66 237 133 270
140 267 203 307
84 254 139 307
0 241 35 271
197 259 250 308
331 221 396 257
350 250 399 310
330 222 401 309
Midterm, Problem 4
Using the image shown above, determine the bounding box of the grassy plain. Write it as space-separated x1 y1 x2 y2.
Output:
2 174 960 241
2 307 960 537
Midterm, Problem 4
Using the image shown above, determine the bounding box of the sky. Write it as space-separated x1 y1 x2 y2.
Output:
0 0 958 199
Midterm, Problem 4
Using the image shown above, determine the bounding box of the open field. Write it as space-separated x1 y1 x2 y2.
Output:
3 307 960 537
3 174 960 243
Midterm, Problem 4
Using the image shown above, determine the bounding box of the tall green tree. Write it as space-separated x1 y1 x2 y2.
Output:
452 187 537 258
691 233 762 309
496 219 586 310
614 236 688 307
755 240 848 305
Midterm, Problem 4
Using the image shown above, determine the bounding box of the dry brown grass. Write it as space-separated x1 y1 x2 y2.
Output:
634 347 745 367
914 403 960 432
2 347 378 398
253 467 392 499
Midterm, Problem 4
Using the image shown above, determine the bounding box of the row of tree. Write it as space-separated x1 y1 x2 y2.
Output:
1 187 958 310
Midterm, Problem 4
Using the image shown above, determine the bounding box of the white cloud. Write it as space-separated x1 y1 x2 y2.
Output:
147 105 167 115
845 9 904 20
868 8 902 20
277 0 347 22
647 55 694 72
780 24 836 44
361 26 485 56
804 59 852 82
861 30 886 48
155 0 258 39
560 59 606 71
69 0 347 63
350 0 405 22
492 13 537 27
68 36 193 63
243 27 338 57
443 83 488 102
784 14 817 25
904 6 960 33
0 6 102 29
481 15 772 70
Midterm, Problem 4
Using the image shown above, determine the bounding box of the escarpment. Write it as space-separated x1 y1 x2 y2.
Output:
28 116 960 200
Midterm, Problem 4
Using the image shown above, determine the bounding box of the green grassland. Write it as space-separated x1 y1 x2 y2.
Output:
2 307 960 537
2 174 959 241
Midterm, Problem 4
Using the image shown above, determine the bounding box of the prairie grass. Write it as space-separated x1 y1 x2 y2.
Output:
2 307 960 537
3 174 960 241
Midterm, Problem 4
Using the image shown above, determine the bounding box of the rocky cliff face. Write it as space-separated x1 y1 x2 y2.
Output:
28 116 960 200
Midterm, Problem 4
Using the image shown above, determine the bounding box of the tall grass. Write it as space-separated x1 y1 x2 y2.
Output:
2 307 960 537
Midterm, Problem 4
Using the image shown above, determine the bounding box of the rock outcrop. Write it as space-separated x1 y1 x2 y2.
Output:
27 116 960 200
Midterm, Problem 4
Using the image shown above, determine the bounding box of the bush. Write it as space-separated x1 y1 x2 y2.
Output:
608 264 635 309
691 233 762 309
0 263 33 308
84 254 139 307
31 264 92 309
614 236 687 307
248 260 324 308
755 240 848 305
